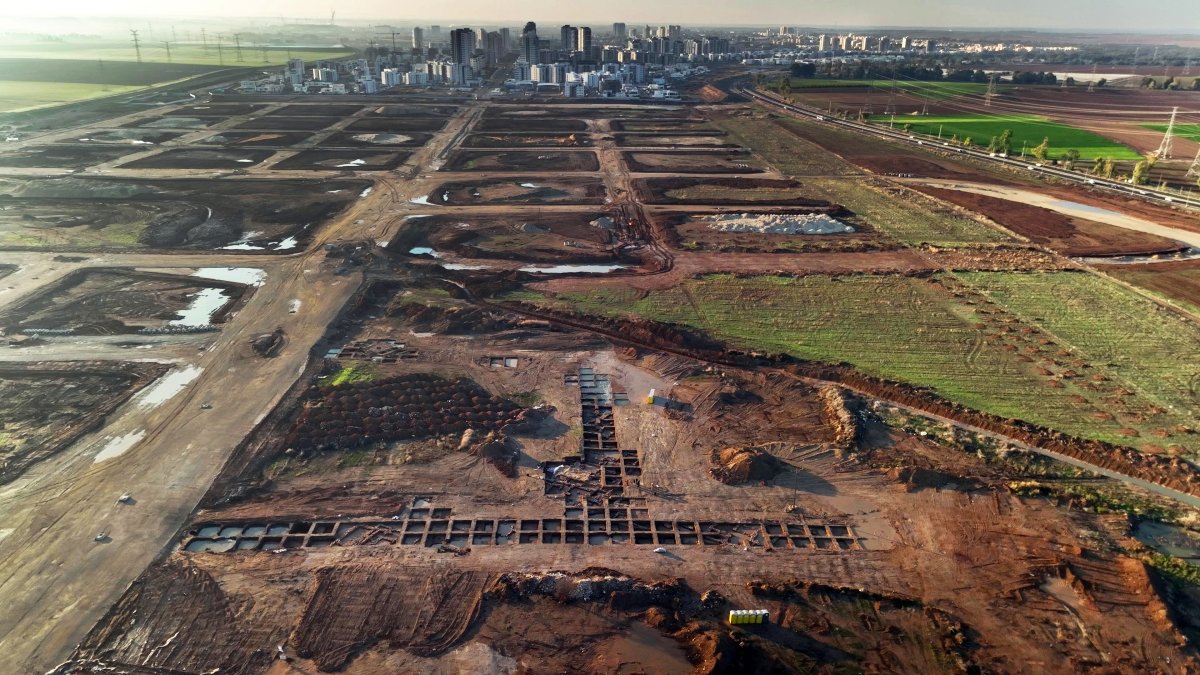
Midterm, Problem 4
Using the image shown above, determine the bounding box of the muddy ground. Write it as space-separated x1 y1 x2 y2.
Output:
464 133 593 148
0 362 166 484
271 149 410 171
386 212 623 264
0 144 147 169
235 116 343 132
624 151 763 174
344 117 451 133
423 178 608 205
476 118 589 133
119 148 276 170
194 130 315 147
634 177 831 206
0 268 249 334
323 131 433 148
443 150 600 173
0 176 367 250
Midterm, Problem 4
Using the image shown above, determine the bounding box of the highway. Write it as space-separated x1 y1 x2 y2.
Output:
735 86 1200 212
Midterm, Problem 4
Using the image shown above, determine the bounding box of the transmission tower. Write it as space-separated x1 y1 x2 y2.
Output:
161 41 171 63
1186 148 1200 180
1087 64 1097 92
233 34 244 62
201 28 209 54
984 73 996 107
1153 107 1178 160
130 29 142 63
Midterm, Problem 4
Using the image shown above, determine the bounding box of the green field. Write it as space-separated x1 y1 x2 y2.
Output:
0 43 353 68
0 81 142 113
874 113 1142 161
1144 123 1200 144
520 271 1199 455
778 79 991 100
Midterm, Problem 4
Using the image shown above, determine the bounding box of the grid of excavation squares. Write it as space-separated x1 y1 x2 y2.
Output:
182 509 861 551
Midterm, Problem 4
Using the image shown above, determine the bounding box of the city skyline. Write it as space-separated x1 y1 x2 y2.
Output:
2 0 1199 33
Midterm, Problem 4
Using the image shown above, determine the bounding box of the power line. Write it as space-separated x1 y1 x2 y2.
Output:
129 29 142 63
1153 106 1178 160
1186 148 1200 180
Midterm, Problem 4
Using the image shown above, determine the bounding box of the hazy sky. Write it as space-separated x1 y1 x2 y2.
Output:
2 0 1198 32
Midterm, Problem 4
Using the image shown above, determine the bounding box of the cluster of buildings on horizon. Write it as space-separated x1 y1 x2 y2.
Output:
240 21 730 97
238 21 1087 97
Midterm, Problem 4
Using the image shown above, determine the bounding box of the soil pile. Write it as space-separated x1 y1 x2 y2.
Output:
710 446 783 484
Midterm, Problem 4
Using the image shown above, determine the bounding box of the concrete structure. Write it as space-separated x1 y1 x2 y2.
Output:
613 23 627 41
412 27 424 50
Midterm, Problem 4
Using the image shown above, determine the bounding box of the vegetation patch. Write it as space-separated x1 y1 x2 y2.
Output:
872 114 1142 161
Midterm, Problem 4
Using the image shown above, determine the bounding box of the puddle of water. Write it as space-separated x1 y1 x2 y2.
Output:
410 195 433 205
170 288 231 326
275 236 298 250
94 430 145 463
197 525 221 537
235 159 254 163
326 189 344 194
441 191 450 202
220 242 265 251
1135 521 1200 562
518 264 625 274
134 365 203 410
337 159 367 167
186 538 237 553
441 263 490 270
193 267 265 287
359 187 373 198
409 247 441 257
1047 199 1126 219
519 182 541 188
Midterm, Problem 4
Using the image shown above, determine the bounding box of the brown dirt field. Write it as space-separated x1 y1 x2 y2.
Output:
390 212 621 264
918 186 1187 256
1109 259 1200 312
654 209 885 254
624 151 763 174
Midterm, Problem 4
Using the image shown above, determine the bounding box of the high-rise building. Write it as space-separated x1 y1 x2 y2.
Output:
817 34 829 52
429 25 442 40
576 27 592 54
877 36 890 52
560 25 576 51
450 28 475 65
499 27 511 50
521 22 540 64
484 31 505 66
668 25 681 41
612 23 627 41
412 27 424 50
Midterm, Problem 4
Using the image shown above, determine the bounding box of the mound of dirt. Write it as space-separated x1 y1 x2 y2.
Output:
465 430 519 477
710 446 782 484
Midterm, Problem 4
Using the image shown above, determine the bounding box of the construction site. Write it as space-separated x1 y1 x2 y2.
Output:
0 76 1198 675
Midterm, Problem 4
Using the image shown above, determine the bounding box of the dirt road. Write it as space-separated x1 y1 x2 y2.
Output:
0 103 484 674
905 179 1200 249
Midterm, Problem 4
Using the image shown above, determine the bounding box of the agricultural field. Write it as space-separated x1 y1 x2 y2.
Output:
874 114 1143 160
0 44 353 68
0 81 141 113
713 116 860 176
1144 123 1200 143
775 78 992 100
526 271 1199 455
804 178 1012 246
1110 262 1200 315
